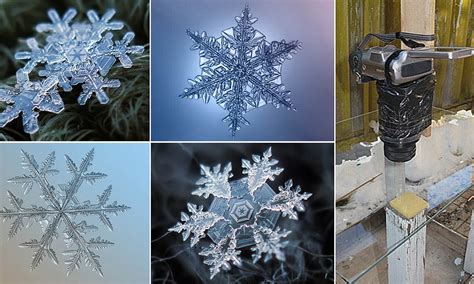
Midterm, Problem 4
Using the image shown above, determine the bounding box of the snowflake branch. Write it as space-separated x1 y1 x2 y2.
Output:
247 74 294 110
169 203 223 247
192 163 233 199
251 226 291 263
261 179 312 220
62 215 104 276
199 231 242 279
242 147 283 196
19 150 62 209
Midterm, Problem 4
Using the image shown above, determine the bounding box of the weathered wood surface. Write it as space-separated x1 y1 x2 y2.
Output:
386 207 427 284
464 209 474 273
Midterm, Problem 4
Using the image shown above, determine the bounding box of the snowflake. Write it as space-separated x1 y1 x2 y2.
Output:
0 8 144 134
180 5 302 136
0 149 130 276
169 147 312 279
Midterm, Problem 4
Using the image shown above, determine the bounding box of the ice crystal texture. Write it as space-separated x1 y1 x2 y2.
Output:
0 8 144 134
180 5 302 136
169 147 312 279
0 149 130 276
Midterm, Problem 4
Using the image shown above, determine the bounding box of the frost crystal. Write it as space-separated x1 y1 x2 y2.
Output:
180 5 302 135
0 149 130 276
0 8 144 134
251 225 291 263
169 147 312 279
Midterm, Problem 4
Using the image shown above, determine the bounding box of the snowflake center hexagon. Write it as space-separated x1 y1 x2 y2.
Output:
230 199 253 222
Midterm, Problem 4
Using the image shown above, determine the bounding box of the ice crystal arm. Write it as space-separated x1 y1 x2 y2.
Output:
71 66 121 105
180 67 235 103
86 9 124 41
251 226 290 263
254 40 302 70
61 148 107 208
15 39 62 73
65 185 130 231
169 203 223 247
187 29 235 68
242 147 284 196
262 179 312 220
217 85 251 136
16 150 62 209
192 163 233 199
94 32 145 76
62 218 105 276
199 232 242 279
0 191 52 239
247 75 294 110
19 213 63 269
8 150 58 195
0 75 64 134
222 5 262 63
36 9 76 33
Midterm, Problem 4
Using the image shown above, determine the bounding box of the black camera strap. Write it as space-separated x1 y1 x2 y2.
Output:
357 32 435 50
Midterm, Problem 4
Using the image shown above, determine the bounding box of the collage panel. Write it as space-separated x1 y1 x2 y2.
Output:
151 0 334 141
0 143 150 283
151 143 334 283
0 0 149 141
335 1 474 283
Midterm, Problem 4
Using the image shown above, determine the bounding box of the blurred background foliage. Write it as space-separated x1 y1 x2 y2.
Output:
0 0 149 141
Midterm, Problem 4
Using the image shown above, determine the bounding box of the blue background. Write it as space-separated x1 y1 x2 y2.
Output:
151 0 334 141
0 143 149 284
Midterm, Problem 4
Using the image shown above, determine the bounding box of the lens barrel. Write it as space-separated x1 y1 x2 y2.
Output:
376 74 436 162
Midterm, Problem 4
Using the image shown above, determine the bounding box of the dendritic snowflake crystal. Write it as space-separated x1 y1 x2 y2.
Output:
169 147 312 279
0 8 144 134
180 5 302 136
0 149 130 276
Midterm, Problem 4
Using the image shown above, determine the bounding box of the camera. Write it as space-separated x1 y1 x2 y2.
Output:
350 32 473 162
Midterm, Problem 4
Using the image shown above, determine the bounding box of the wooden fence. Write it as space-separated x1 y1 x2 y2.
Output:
336 0 474 140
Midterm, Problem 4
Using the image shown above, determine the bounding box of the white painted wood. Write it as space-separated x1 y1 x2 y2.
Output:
386 207 427 284
464 209 474 273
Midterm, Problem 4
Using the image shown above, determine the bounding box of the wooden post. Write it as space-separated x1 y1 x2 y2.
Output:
464 209 474 273
401 0 435 137
386 192 428 284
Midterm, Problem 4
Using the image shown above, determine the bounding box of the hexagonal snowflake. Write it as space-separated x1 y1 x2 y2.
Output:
180 5 302 136
169 147 312 279
0 8 144 134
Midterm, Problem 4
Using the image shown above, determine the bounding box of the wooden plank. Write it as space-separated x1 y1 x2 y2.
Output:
442 0 472 106
461 2 474 105
386 205 427 284
401 0 436 47
335 0 353 140
348 0 365 132
401 0 436 138
435 0 455 107
464 209 474 273
362 0 381 134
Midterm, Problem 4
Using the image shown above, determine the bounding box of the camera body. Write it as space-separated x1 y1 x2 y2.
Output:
349 32 473 162
358 45 434 85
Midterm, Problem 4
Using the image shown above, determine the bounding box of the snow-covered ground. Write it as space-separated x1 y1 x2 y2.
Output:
337 110 474 234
